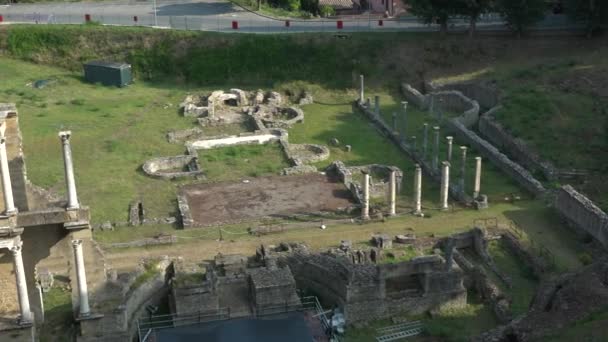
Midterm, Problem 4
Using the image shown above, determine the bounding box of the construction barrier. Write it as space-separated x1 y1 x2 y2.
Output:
378 20 383 26
337 20 343 29
232 20 238 29
0 15 3 23
85 14 91 22
134 16 138 23
285 20 290 27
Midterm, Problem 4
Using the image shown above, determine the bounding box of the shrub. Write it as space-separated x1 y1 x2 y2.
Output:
320 5 335 17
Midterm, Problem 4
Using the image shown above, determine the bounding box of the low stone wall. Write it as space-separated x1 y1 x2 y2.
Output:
428 90 480 128
428 81 500 110
401 83 429 109
555 185 608 249
177 194 194 228
285 143 330 165
102 235 177 249
142 155 203 180
166 128 204 144
446 118 546 197
479 114 556 180
501 232 548 277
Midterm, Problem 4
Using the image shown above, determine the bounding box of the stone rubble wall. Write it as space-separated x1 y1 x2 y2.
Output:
555 185 608 249
446 118 546 197
166 128 204 144
427 81 500 110
479 113 557 181
428 90 481 128
501 232 548 277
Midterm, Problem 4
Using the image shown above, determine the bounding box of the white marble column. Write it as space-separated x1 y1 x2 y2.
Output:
0 136 17 215
446 136 453 162
474 157 482 199
72 240 90 317
59 131 79 210
361 172 370 220
359 75 365 104
388 170 396 216
11 242 33 324
413 164 423 216
440 161 450 211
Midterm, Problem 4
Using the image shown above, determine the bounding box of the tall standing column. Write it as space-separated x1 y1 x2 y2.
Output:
401 101 408 138
388 170 396 216
72 240 90 317
11 242 33 324
446 136 454 162
359 75 365 104
433 126 440 171
440 161 450 211
474 157 482 199
413 164 423 216
374 96 380 117
59 131 79 210
422 123 429 160
0 135 17 215
361 172 370 220
460 146 468 193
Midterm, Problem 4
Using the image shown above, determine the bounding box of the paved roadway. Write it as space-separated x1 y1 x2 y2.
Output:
0 0 512 33
0 1 577 33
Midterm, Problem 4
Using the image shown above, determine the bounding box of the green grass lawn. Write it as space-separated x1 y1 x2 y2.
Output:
198 143 290 180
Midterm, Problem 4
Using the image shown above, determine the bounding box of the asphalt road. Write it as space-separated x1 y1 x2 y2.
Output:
0 1 577 33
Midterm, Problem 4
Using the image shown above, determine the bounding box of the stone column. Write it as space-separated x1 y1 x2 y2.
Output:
413 164 422 216
361 172 370 220
432 126 440 171
446 136 453 162
388 170 396 216
359 75 364 103
72 240 90 317
0 135 17 215
422 123 429 160
460 146 468 193
440 161 450 211
401 101 408 138
374 96 380 117
11 242 33 324
59 131 79 210
474 157 482 199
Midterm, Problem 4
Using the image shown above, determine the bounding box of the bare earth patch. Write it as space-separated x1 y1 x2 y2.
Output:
180 174 354 227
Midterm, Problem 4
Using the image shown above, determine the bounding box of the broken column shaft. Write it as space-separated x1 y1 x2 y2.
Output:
414 164 422 216
474 156 482 198
440 161 450 210
446 136 453 162
361 172 370 220
59 131 79 210
72 240 90 317
388 170 396 216
359 75 365 104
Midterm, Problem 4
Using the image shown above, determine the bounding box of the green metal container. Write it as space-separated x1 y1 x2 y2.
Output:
83 61 132 87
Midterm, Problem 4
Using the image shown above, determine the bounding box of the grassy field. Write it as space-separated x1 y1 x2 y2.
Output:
198 143 290 180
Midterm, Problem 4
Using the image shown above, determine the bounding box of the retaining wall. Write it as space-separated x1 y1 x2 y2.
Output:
555 185 608 249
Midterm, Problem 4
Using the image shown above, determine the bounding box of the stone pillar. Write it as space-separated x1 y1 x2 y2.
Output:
359 75 364 103
401 101 408 137
474 156 482 199
392 112 397 132
433 126 440 170
446 136 453 162
72 240 90 317
361 172 370 220
422 123 429 160
374 96 380 117
0 135 17 215
440 161 450 210
414 164 422 216
388 170 396 216
59 131 80 210
11 242 33 324
460 146 468 193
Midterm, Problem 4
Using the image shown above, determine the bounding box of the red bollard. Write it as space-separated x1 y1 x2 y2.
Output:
0 15 3 23
285 20 290 27
337 20 343 29
378 19 383 26
85 14 91 22
133 16 138 23
232 21 238 29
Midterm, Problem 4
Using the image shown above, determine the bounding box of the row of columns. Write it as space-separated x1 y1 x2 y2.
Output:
0 129 80 215
359 158 483 219
8 239 91 325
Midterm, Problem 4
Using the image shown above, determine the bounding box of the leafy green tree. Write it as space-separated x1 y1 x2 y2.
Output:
565 0 608 38
457 0 493 37
496 0 546 37
407 0 462 35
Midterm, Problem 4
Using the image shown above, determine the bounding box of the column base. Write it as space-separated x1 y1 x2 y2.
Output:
413 210 424 217
441 206 450 211
388 211 396 217
361 215 370 221
4 208 18 217
17 315 33 327
66 205 80 211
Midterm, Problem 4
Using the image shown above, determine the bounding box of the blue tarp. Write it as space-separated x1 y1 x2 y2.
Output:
155 312 314 342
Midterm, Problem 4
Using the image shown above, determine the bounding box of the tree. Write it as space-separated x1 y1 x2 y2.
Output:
407 0 462 35
565 0 608 38
457 0 493 37
496 0 546 37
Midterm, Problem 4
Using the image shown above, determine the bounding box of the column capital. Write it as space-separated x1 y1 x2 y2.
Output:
446 136 453 142
59 130 72 141
460 145 468 151
433 126 440 131
10 241 23 255
475 156 482 161
401 101 408 108
442 161 451 168
71 239 83 248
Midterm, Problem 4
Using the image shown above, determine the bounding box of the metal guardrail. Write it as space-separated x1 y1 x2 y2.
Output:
375 321 424 341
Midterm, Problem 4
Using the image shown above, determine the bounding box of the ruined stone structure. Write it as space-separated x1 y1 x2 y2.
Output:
555 185 608 249
0 104 103 341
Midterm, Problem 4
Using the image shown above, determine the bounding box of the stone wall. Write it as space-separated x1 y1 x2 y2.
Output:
428 81 500 110
428 90 481 128
555 185 608 249
446 118 546 197
501 232 548 277
479 114 556 180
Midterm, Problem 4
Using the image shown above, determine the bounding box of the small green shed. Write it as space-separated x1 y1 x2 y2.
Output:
83 61 132 87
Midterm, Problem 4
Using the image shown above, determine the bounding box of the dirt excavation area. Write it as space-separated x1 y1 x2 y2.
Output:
180 174 354 227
